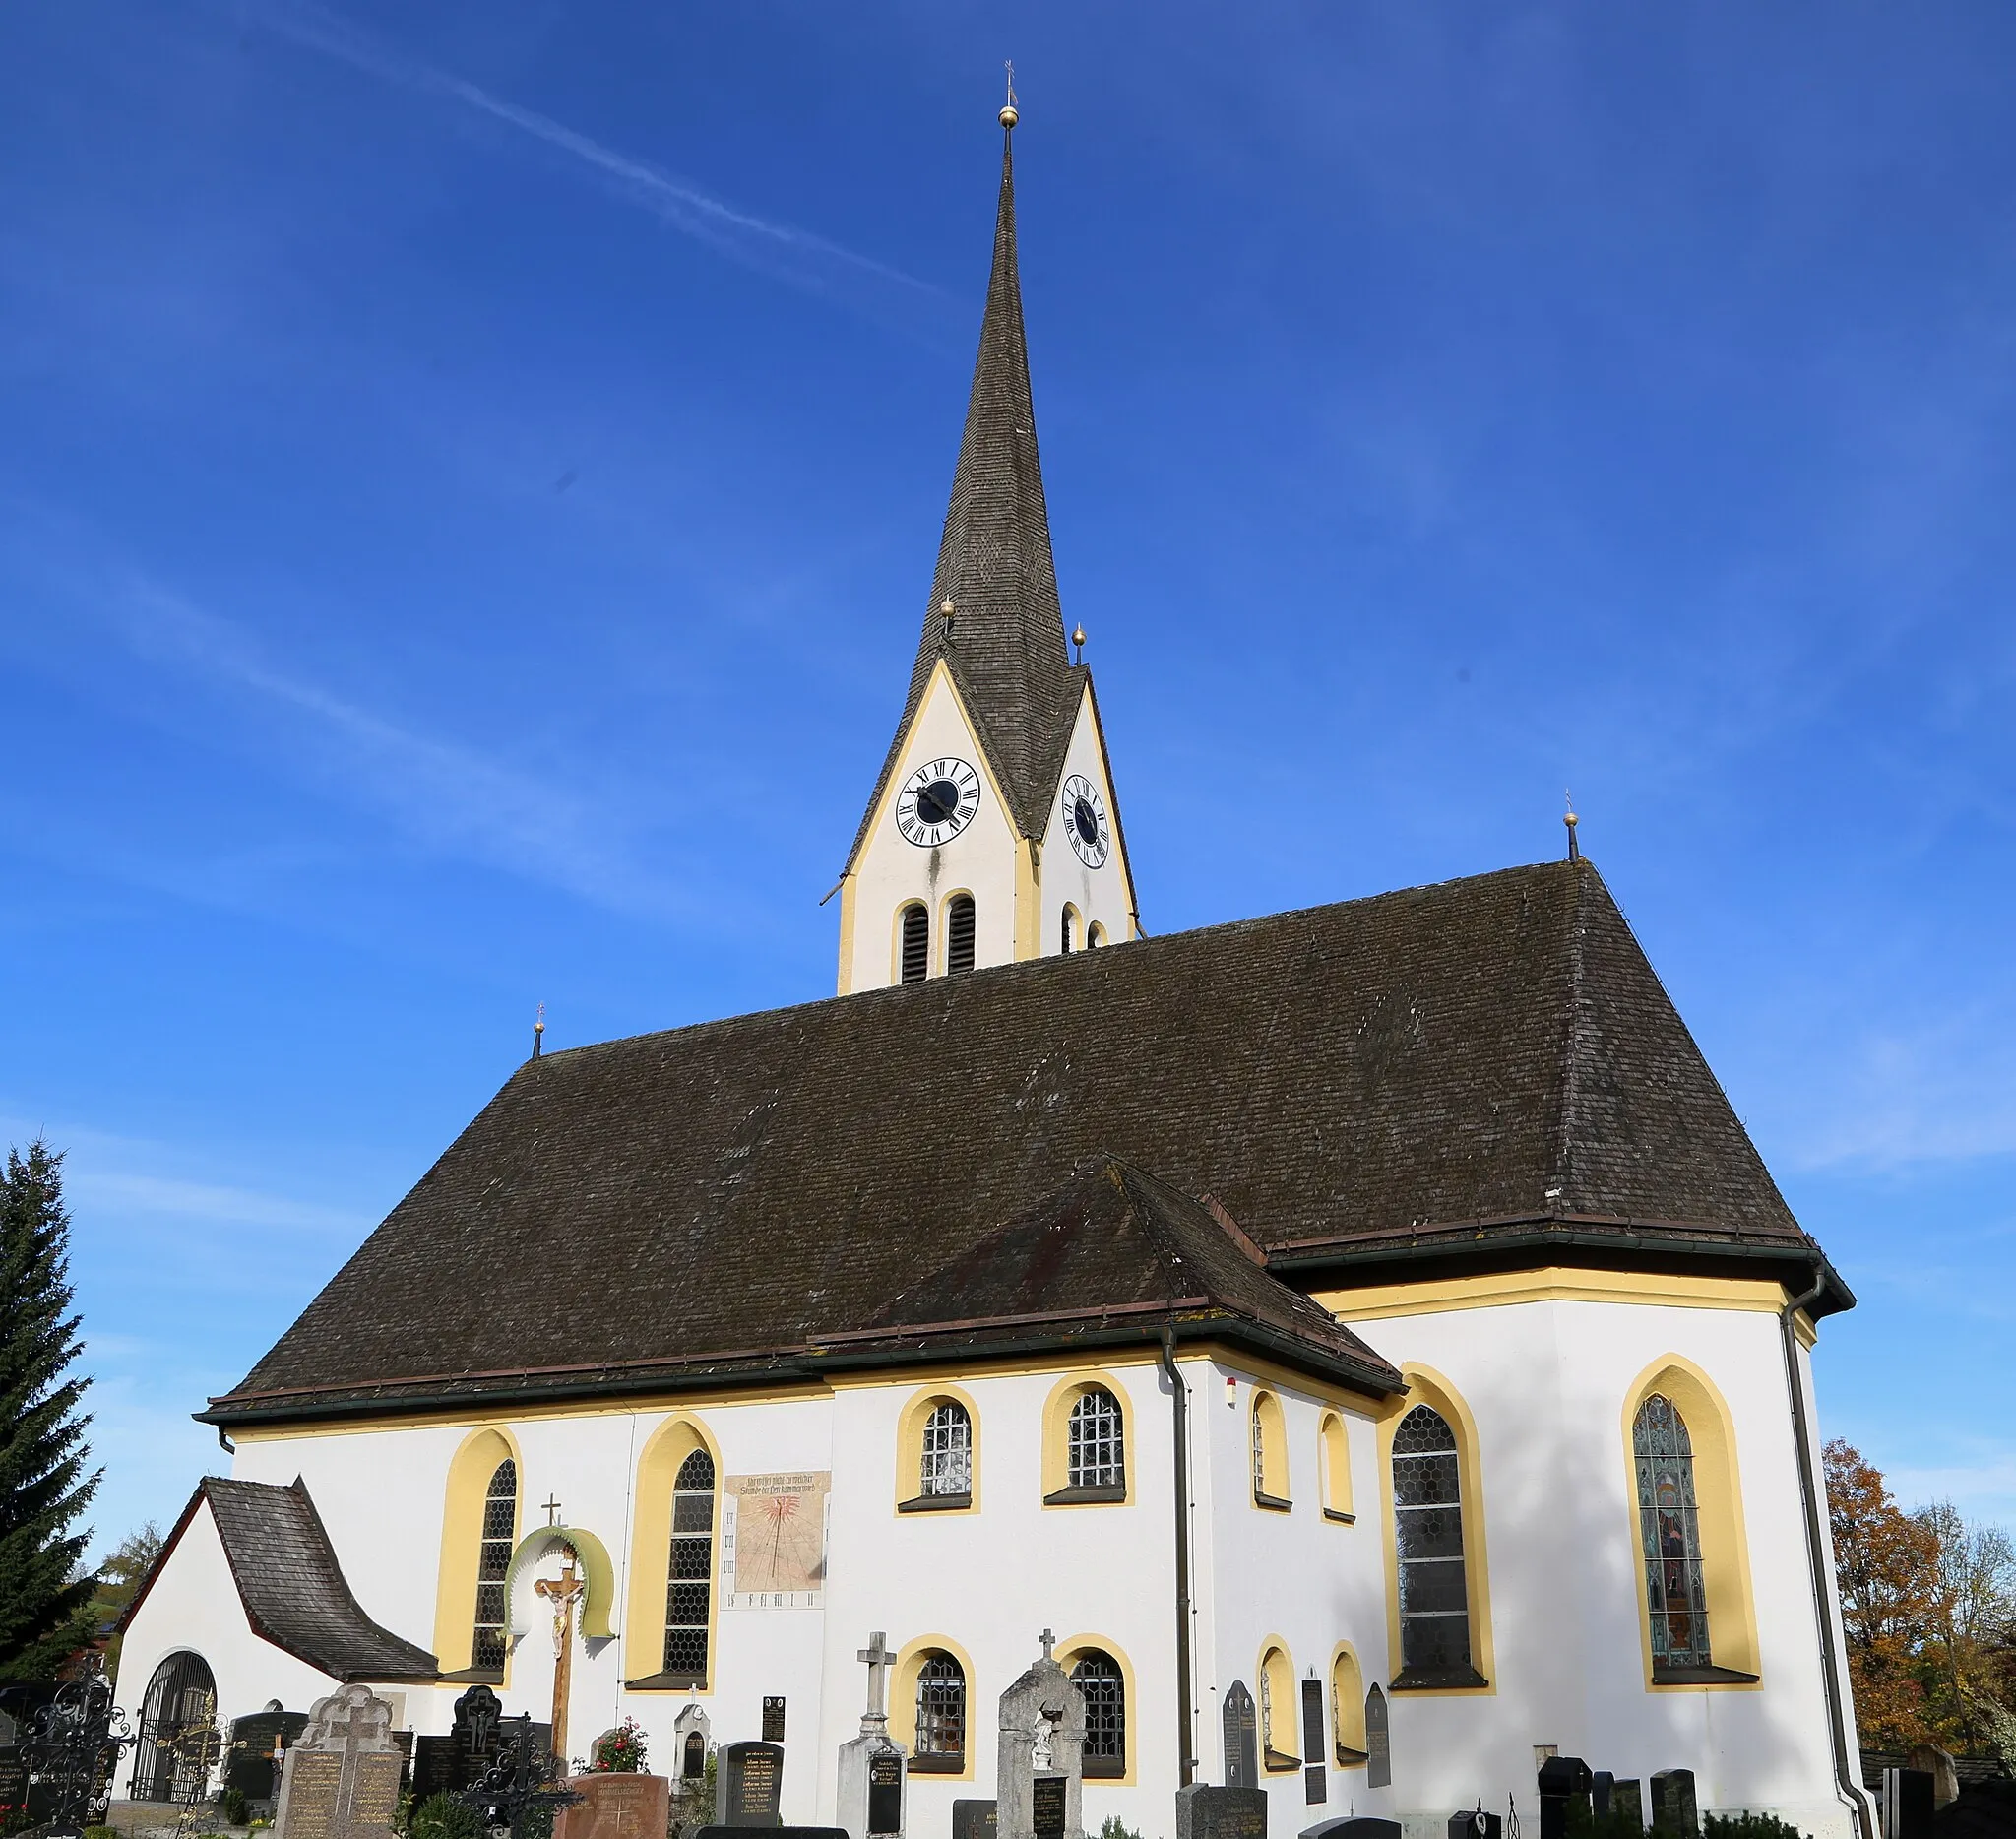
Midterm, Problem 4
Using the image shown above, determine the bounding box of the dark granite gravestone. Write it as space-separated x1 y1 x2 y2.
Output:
1032 1775 1067 1839
1304 1768 1326 1807
1222 1684 1258 1791
1176 1785 1267 1839
1539 1757 1594 1839
1448 1812 1502 1839
413 1684 508 1805
1300 1681 1324 1765
953 1801 999 1839
227 1711 307 1806
866 1752 903 1837
1298 1819 1400 1839
1594 1775 1613 1818
1363 1689 1389 1792
1610 1783 1643 1829
719 1743 785 1828
685 1733 708 1781
764 1701 787 1744
691 1829 843 1839
1650 1771 1697 1839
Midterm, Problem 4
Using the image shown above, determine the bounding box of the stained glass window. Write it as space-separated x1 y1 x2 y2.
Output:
1392 1405 1471 1676
472 1459 516 1672
1068 1387 1124 1490
664 1447 716 1679
921 1401 973 1497
1634 1394 1712 1668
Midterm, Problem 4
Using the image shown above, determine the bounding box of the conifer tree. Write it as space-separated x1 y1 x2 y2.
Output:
0 1139 101 1678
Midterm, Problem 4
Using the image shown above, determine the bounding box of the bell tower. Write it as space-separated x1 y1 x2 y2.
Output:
836 100 1138 994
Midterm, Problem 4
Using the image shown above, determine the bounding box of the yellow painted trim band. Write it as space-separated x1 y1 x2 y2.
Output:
1314 1267 1803 1324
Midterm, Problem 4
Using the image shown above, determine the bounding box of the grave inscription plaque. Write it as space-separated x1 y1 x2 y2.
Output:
274 1686 402 1839
867 1754 904 1837
953 1801 999 1839
1363 1689 1389 1792
1221 1685 1257 1792
719 1742 786 1829
1175 1783 1267 1839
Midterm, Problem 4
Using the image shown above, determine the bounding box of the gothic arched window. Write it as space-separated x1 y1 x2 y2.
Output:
1392 1404 1473 1681
900 905 929 984
663 1448 716 1680
1061 907 1077 953
913 1652 967 1769
1071 1650 1125 1777
946 895 976 974
1068 1386 1124 1490
1635 1393 1712 1668
472 1458 517 1672
920 1400 973 1498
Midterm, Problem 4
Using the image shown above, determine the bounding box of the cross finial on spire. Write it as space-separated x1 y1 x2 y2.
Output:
533 1001 545 1058
1000 61 1019 131
1564 790 1580 862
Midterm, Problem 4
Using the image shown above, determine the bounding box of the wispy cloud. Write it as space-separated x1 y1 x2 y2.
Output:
247 0 945 318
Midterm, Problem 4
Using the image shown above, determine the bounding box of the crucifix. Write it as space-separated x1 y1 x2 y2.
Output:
856 1631 896 1737
534 1545 585 1766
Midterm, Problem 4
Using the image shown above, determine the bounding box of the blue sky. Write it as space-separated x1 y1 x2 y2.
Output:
4 1 2013 1561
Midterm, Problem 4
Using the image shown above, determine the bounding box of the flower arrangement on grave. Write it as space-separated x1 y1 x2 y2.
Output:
588 1719 649 1774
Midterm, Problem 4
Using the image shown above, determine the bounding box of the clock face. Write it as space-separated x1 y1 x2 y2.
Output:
1062 774 1110 868
896 757 982 847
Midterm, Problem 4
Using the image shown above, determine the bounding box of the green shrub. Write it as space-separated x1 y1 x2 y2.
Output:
1704 1816 1808 1839
1567 1802 1650 1839
220 1786 251 1826
1099 1818 1146 1839
85 1826 122 1839
410 1793 483 1839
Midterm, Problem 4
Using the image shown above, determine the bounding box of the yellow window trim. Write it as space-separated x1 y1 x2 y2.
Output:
1255 1638 1299 1771
433 1426 522 1679
1378 1364 1496 1697
1249 1390 1291 1510
892 1634 977 1782
622 1414 724 1693
895 1384 982 1515
1054 1633 1138 1786
1328 1642 1367 1764
1621 1355 1764 1690
1040 1370 1137 1507
1318 1411 1354 1522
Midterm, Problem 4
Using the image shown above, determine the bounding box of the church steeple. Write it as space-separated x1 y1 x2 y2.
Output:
838 103 1137 994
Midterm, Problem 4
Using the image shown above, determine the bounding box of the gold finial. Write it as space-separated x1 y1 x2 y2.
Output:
1000 61 1019 130
533 1000 546 1057
1564 792 1580 862
1071 623 1086 664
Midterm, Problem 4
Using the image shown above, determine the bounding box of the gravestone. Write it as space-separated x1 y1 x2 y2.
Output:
765 1701 788 1744
997 1636 1086 1839
1594 1776 1614 1819
1221 1684 1257 1791
1611 1784 1644 1830
839 1632 907 1839
1448 1813 1502 1839
1299 1821 1400 1839
226 1711 307 1807
554 1772 671 1839
1904 1747 1960 1812
1176 1783 1267 1839
1539 1757 1594 1839
1650 1770 1697 1839
718 1742 785 1828
1363 1689 1389 1792
273 1686 402 1839
953 1801 999 1839
676 1705 713 1785
413 1684 508 1805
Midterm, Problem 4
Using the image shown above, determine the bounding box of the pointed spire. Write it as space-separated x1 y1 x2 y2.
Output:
863 102 1078 849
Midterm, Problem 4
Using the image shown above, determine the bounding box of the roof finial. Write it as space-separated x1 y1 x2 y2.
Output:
1071 623 1086 665
533 1000 546 1057
1564 791 1580 862
1000 61 1019 131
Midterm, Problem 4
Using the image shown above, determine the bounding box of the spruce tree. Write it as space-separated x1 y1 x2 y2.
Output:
0 1139 101 1678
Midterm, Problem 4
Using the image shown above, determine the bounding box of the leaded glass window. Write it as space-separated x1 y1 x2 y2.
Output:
901 906 929 984
1634 1394 1712 1668
914 1653 966 1762
664 1447 716 1679
1392 1405 1471 1677
472 1458 517 1671
921 1401 973 1497
1072 1650 1125 1776
1068 1387 1124 1490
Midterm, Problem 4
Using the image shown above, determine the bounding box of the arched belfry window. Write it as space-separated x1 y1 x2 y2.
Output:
946 895 976 974
1071 1650 1125 1777
1635 1394 1712 1669
1061 907 1077 953
1088 922 1106 948
900 906 929 984
664 1448 717 1680
913 1652 967 1770
1392 1405 1476 1684
1068 1387 1124 1490
921 1400 973 1498
472 1458 517 1672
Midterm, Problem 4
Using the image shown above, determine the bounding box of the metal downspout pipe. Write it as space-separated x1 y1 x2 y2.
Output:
1161 1323 1196 1786
1780 1271 1876 1839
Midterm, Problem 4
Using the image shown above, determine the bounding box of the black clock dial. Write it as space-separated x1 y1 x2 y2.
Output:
895 757 982 846
1060 773 1110 868
1073 796 1100 849
917 780 962 826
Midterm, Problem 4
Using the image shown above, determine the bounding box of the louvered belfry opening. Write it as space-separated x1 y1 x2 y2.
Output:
947 895 976 974
900 905 929 983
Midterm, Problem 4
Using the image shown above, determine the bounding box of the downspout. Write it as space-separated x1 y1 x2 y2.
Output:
1780 1271 1876 1839
1160 1324 1195 1786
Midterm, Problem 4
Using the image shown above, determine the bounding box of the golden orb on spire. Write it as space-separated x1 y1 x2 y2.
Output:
1001 59 1019 130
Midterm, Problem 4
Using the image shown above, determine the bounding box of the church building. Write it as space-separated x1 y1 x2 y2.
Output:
115 102 1871 1839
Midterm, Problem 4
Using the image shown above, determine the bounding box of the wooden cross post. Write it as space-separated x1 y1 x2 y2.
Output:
534 1547 586 1768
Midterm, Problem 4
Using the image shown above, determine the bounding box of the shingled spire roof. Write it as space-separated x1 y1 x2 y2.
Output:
850 115 1084 858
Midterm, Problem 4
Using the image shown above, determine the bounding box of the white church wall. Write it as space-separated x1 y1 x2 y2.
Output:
1037 688 1134 953
1196 1365 1396 1829
113 1503 338 1790
1340 1295 1852 1839
846 666 1025 992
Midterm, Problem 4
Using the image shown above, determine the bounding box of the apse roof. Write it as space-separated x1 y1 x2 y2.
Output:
207 857 1844 1427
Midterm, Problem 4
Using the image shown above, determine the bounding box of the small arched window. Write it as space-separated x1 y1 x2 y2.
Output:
1329 1647 1367 1764
913 1652 967 1769
663 1447 716 1680
1250 1391 1289 1507
472 1458 517 1672
1067 1386 1125 1491
946 895 976 974
1071 1650 1125 1777
1392 1404 1473 1682
1258 1644 1297 1770
920 1400 973 1498
900 905 929 984
1635 1394 1711 1668
1320 1412 1354 1522
1087 922 1106 948
1061 906 1078 953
